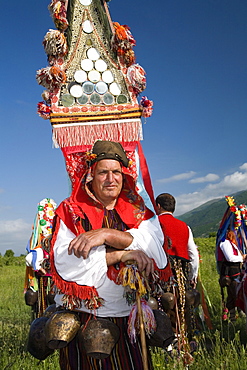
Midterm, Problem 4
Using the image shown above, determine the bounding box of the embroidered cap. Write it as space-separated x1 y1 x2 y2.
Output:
90 140 129 167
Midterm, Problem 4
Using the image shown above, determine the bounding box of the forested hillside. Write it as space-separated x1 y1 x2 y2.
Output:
178 190 247 237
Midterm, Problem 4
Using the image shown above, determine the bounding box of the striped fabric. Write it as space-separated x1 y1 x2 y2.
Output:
59 313 153 370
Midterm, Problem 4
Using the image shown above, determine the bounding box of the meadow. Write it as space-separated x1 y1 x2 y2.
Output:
1 238 247 369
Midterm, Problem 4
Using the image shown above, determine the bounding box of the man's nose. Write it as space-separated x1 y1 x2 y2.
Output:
106 171 114 182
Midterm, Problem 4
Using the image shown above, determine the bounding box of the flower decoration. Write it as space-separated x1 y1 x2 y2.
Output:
225 196 242 229
239 204 247 225
222 306 229 321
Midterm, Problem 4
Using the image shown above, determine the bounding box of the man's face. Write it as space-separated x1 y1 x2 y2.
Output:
91 159 123 207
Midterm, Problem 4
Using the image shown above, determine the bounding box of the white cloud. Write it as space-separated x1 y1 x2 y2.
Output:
0 219 31 256
175 165 247 215
189 173 219 183
157 171 196 183
239 163 247 172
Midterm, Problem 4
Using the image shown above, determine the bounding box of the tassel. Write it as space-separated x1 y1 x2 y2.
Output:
127 300 156 344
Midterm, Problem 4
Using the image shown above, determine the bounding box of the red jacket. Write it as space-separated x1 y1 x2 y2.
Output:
159 213 190 261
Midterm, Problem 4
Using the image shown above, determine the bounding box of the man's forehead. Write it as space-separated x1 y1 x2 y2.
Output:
94 159 122 171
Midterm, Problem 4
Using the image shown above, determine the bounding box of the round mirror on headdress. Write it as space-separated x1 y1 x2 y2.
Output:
102 70 114 84
82 81 95 94
87 47 100 61
103 93 114 105
81 59 94 71
61 93 75 107
95 59 107 72
116 94 128 104
77 94 89 104
90 93 101 105
109 82 121 96
69 84 83 98
80 0 92 5
95 81 108 94
74 70 87 83
83 20 93 33
88 70 101 83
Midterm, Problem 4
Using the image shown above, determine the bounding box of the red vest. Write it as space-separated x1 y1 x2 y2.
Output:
158 213 190 261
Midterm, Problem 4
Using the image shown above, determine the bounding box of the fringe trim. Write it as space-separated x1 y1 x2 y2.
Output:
52 121 143 148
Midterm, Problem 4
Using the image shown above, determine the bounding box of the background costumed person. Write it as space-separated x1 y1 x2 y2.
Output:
218 230 246 321
50 140 167 369
155 193 199 354
216 196 247 322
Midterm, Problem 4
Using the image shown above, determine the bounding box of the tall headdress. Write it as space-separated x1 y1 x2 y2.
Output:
36 0 155 207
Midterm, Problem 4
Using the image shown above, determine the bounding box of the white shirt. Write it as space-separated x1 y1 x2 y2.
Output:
54 215 167 317
219 239 243 263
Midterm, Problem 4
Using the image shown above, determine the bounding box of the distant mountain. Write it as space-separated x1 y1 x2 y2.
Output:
178 190 247 237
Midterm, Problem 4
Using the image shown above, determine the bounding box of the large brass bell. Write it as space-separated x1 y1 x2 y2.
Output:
78 318 120 359
219 276 231 288
27 317 54 360
45 310 81 349
43 304 57 318
25 289 38 306
147 297 158 310
160 292 176 311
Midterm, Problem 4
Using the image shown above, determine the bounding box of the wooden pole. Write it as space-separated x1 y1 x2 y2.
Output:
125 260 149 369
136 292 149 370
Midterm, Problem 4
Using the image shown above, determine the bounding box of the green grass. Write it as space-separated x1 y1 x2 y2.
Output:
1 240 247 369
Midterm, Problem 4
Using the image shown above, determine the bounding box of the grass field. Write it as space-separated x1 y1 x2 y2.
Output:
1 238 247 369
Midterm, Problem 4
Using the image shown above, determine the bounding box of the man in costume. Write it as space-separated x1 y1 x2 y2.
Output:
155 193 199 283
50 140 167 370
218 229 246 321
155 193 199 347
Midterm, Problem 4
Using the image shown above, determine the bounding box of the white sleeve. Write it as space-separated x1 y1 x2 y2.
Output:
25 248 44 271
125 215 167 269
219 240 243 262
53 220 107 289
187 226 199 281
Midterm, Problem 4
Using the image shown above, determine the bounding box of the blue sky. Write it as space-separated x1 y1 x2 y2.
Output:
1 0 247 255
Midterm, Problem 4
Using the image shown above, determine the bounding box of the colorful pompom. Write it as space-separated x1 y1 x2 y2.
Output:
48 0 69 31
140 96 153 118
127 64 146 95
37 101 51 120
36 65 66 90
112 22 136 67
43 29 68 57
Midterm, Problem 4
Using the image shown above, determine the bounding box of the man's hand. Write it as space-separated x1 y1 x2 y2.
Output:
68 229 107 258
120 250 154 277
